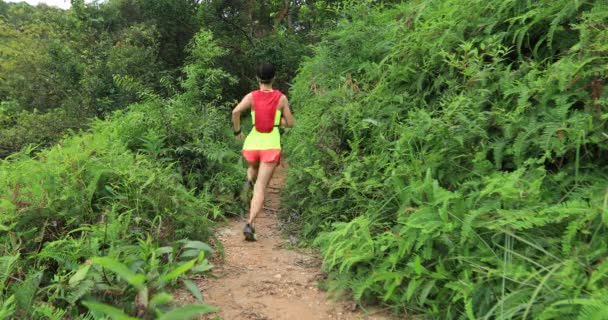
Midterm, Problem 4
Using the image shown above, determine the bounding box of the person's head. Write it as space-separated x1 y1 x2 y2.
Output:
256 63 276 85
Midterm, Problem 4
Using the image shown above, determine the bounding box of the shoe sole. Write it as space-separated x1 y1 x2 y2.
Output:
244 232 256 241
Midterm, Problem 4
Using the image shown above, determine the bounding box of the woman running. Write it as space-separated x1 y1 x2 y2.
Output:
232 63 294 241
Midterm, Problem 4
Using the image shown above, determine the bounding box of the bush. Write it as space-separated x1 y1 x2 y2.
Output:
0 107 83 158
283 1 608 318
0 29 242 319
0 116 217 318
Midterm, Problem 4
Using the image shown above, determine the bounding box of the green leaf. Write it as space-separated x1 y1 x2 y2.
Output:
191 262 213 273
150 292 173 308
0 199 16 214
0 222 16 232
158 304 218 320
158 258 197 283
67 280 95 305
464 297 475 320
182 241 212 255
406 279 418 302
82 301 138 320
69 264 91 287
91 257 145 289
140 173 156 190
418 280 435 305
183 279 203 302
14 271 42 313
157 246 174 255
362 118 379 126
0 254 20 287
413 255 422 275
0 295 16 319
179 249 202 259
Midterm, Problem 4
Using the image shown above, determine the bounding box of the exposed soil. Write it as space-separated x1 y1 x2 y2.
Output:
177 163 396 320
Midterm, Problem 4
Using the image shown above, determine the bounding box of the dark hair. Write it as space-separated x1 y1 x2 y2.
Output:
256 63 276 84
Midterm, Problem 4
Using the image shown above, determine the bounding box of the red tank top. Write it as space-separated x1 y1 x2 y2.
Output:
252 90 282 133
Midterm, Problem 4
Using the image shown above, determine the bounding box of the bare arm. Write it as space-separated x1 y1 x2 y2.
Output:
279 95 294 128
232 93 252 133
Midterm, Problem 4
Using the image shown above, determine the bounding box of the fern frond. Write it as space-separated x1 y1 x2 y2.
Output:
0 255 19 290
32 303 67 320
14 270 42 314
67 279 95 305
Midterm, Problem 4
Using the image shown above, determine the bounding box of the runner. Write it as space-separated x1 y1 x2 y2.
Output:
231 63 294 241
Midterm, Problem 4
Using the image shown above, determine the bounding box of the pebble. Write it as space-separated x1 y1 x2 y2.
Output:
274 274 282 279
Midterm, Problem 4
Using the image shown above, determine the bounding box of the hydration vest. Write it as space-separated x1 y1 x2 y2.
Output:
252 89 282 133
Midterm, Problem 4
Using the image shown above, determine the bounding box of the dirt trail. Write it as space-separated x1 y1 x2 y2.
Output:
184 163 395 320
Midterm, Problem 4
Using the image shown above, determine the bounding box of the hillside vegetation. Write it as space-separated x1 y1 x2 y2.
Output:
283 1 608 319
2 0 608 319
0 0 323 157
0 0 338 317
0 30 244 319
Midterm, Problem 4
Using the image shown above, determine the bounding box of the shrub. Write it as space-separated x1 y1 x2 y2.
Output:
283 1 608 318
0 28 242 319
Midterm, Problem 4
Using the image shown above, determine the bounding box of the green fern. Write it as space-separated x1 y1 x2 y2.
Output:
66 279 95 305
14 270 42 314
282 1 608 318
0 255 19 292
32 303 67 320
0 295 16 319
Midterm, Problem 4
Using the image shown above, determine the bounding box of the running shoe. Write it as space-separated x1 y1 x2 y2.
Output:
243 223 256 241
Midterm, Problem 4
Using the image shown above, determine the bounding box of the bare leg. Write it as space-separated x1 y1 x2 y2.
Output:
247 164 259 183
248 161 277 224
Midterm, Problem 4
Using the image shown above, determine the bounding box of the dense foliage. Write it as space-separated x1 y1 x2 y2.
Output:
0 0 184 157
196 0 341 96
0 27 242 318
0 0 338 158
283 1 608 319
0 0 341 317
5 0 607 319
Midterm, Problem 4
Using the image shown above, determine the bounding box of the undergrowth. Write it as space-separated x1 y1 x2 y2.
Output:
0 30 242 319
283 1 608 319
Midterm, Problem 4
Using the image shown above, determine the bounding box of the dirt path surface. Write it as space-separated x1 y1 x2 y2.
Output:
186 163 395 320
